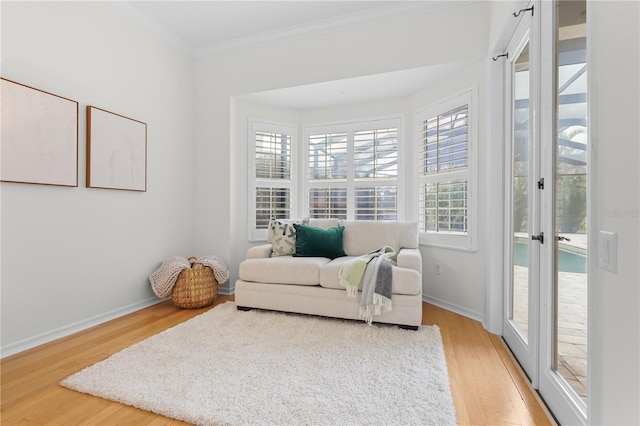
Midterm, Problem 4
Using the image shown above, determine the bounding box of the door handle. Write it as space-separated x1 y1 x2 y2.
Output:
532 232 544 244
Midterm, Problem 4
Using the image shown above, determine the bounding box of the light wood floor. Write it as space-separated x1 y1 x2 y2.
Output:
1 296 555 425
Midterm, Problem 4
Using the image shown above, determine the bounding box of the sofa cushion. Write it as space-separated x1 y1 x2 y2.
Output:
319 256 422 295
293 224 346 259
341 220 419 256
318 256 353 288
239 256 330 285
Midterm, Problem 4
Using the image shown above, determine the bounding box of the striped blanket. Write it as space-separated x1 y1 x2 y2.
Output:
338 246 396 325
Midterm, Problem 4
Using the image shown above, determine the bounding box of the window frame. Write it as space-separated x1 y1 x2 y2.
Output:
303 116 405 221
416 87 478 251
247 118 297 242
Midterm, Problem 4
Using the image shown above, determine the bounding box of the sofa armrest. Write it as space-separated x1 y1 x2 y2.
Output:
397 248 422 275
246 244 273 259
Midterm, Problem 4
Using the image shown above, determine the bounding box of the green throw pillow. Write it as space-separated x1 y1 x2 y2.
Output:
293 224 345 259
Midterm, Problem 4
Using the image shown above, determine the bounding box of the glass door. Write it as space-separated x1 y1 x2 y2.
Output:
502 1 589 423
503 3 539 383
538 1 589 423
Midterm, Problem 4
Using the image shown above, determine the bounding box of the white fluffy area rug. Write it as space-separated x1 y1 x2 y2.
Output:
61 302 456 425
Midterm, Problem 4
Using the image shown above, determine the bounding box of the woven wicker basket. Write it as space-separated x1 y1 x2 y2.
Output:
172 258 218 309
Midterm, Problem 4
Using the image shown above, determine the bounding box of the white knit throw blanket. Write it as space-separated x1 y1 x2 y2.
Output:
149 256 230 300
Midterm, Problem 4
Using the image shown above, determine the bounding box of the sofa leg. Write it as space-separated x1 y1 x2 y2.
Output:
399 324 419 331
237 306 253 311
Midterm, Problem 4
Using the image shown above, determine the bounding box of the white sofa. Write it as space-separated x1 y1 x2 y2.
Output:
235 219 423 329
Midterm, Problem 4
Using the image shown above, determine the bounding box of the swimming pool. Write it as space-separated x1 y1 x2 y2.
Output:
514 242 586 273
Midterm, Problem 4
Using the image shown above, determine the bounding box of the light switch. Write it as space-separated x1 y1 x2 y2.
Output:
598 231 617 273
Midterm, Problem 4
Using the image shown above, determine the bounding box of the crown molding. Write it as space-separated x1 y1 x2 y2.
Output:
109 1 196 57
195 1 473 59
112 1 477 60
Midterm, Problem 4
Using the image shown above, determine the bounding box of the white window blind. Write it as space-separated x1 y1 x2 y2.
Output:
249 120 296 241
355 186 397 220
354 128 398 179
419 180 468 233
306 118 401 221
308 133 348 181
419 105 468 174
255 187 291 228
255 130 291 180
417 89 476 250
308 187 347 219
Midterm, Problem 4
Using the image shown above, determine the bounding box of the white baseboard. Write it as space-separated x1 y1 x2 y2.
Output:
423 295 487 329
218 283 235 296
1 297 162 359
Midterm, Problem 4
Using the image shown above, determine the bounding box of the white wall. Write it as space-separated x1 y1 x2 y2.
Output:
410 62 488 321
590 1 639 423
1 2 196 352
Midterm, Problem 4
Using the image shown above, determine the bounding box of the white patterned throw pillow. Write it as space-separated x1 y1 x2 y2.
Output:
268 218 309 256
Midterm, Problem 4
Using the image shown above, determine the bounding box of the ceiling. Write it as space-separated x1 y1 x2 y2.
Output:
117 1 478 109
119 1 470 57
238 60 474 109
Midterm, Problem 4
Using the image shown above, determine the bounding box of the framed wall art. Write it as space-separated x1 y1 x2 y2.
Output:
1 78 79 187
86 106 147 192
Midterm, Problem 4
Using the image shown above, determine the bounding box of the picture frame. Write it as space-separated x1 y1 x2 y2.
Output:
86 106 147 192
1 78 79 187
